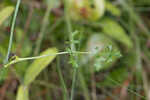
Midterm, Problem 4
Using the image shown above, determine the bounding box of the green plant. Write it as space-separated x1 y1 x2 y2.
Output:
0 0 149 100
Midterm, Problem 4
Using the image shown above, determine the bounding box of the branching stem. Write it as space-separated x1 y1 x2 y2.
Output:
4 51 91 68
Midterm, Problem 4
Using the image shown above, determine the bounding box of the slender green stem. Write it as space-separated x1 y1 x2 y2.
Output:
4 51 91 68
118 0 150 38
56 57 69 100
63 0 75 50
4 0 21 64
64 0 78 100
78 71 90 100
34 2 52 55
127 1 142 73
70 68 77 100
107 77 146 99
43 69 52 100
128 4 143 99
49 17 64 33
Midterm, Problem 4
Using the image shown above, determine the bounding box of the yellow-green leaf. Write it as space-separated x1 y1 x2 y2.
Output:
106 1 121 16
0 6 14 26
16 85 29 100
24 48 58 85
101 18 133 48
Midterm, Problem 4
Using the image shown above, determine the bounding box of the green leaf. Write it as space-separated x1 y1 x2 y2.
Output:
101 18 133 48
0 6 14 26
24 48 58 86
16 85 29 100
106 1 121 16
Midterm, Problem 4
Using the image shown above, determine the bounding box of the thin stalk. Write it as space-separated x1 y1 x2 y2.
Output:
64 0 78 100
118 0 150 38
49 16 64 34
128 7 142 73
4 0 21 64
78 70 90 100
91 67 97 100
142 70 150 100
34 2 52 55
70 68 77 100
129 10 148 100
107 77 146 99
4 51 91 68
63 0 78 100
43 69 52 100
16 4 34 55
128 3 145 99
56 57 69 100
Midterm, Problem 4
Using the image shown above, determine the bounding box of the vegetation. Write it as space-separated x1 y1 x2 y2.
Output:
0 0 150 100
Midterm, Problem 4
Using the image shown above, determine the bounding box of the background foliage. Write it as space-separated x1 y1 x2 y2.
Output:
0 0 150 100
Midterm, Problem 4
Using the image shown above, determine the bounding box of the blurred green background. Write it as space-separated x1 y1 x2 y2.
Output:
0 0 150 100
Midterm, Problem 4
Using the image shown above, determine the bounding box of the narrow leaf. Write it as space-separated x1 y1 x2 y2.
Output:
24 48 58 85
101 18 133 48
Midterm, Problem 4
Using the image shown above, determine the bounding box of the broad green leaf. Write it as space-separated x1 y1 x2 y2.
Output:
0 6 14 26
16 85 29 100
24 48 58 85
101 18 133 48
